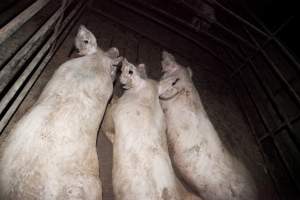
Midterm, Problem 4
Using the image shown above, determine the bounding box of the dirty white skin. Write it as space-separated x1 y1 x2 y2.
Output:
159 51 257 200
108 59 202 200
0 25 122 200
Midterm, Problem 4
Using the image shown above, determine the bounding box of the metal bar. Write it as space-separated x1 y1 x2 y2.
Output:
245 28 300 107
234 58 300 194
259 114 300 143
239 32 300 157
231 76 282 199
174 0 257 50
246 12 300 73
274 39 300 73
0 0 86 133
239 73 272 132
0 1 73 95
0 0 51 45
0 0 78 117
90 8 230 80
130 0 246 61
240 32 300 158
247 10 294 37
230 17 295 78
229 46 274 132
108 0 233 70
183 0 269 37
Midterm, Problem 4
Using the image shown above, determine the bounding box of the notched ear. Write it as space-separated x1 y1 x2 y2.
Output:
187 67 193 77
137 63 147 79
106 47 119 59
159 77 180 100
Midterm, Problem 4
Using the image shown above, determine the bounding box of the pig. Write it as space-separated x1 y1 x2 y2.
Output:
0 25 122 200
158 51 257 200
104 59 202 200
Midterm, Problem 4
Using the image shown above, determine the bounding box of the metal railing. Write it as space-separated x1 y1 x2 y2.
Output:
0 0 88 134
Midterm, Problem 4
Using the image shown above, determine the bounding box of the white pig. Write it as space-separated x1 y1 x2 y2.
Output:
104 59 202 200
158 51 257 200
0 25 122 200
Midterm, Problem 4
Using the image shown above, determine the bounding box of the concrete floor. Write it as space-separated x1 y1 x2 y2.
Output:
0 8 278 200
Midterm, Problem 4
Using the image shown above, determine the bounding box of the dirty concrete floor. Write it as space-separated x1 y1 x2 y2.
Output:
0 8 278 200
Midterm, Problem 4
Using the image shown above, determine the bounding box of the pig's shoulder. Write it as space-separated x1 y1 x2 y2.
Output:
144 79 159 91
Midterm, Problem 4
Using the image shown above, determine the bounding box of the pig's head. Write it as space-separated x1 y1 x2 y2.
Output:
75 25 98 55
120 59 146 89
159 51 193 100
105 47 122 81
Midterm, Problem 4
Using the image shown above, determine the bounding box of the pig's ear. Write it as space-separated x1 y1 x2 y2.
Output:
122 58 129 65
158 77 180 100
112 56 123 66
161 51 179 73
106 47 119 59
187 67 193 77
137 63 148 79
162 51 175 62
